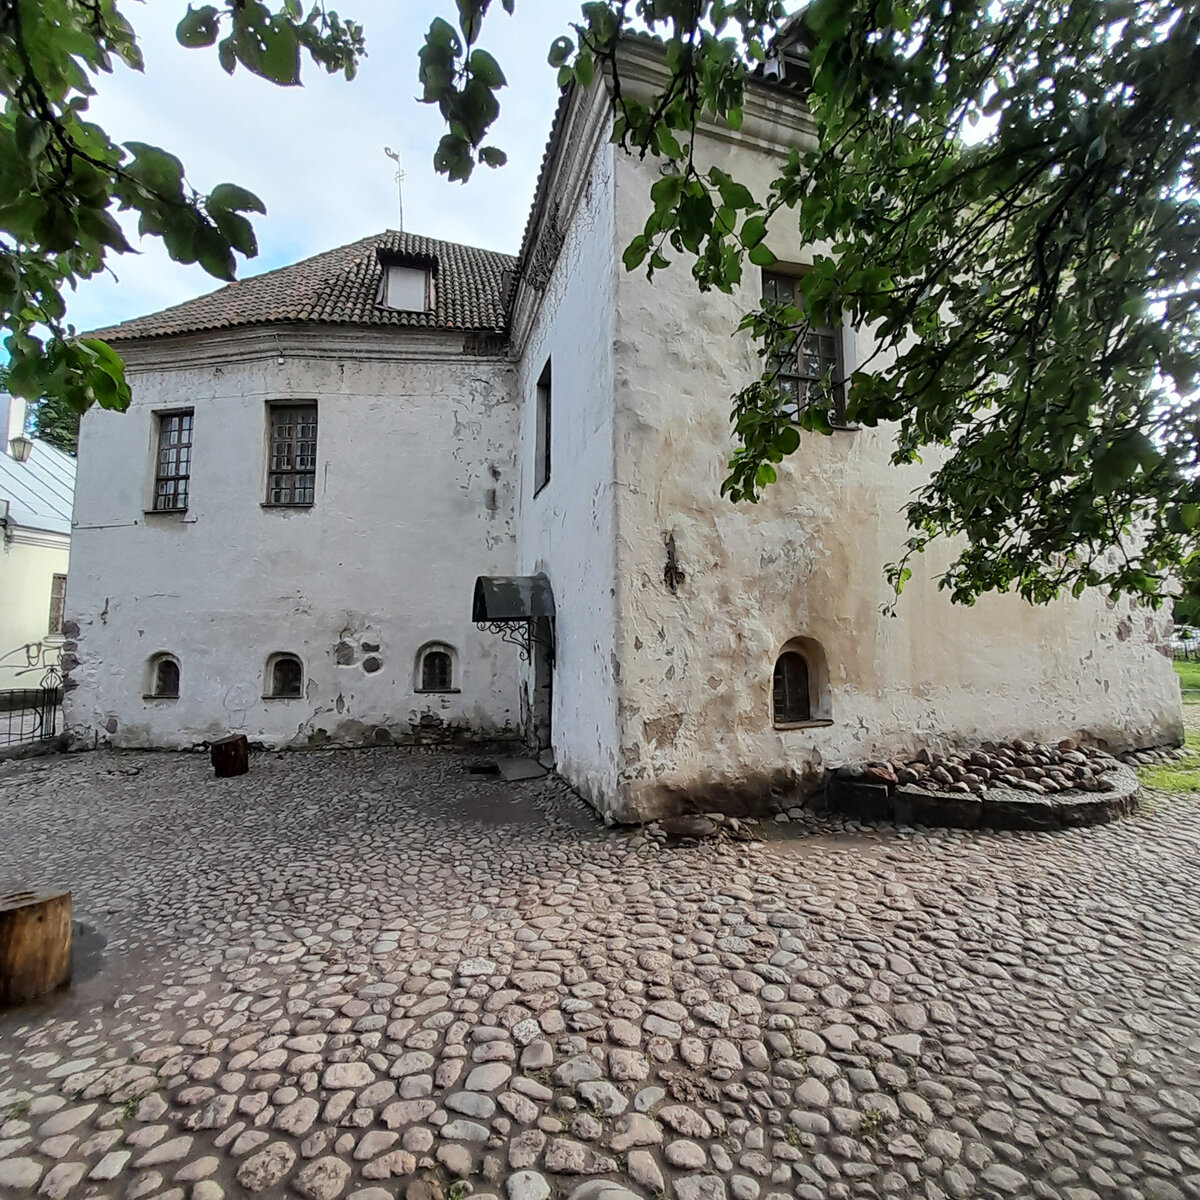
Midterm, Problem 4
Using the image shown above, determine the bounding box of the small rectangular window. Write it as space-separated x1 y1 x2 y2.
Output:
382 264 433 311
153 410 194 512
48 573 67 636
267 403 318 506
534 360 551 496
762 271 847 425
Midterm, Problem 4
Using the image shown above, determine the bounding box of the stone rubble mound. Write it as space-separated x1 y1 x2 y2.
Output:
880 738 1121 797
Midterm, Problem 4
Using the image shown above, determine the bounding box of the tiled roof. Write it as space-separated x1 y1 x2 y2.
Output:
92 230 516 342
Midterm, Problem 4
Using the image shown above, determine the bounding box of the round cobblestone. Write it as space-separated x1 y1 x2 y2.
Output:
0 747 1198 1200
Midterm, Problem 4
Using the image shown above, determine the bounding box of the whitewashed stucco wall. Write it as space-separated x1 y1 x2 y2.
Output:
66 328 521 749
513 99 622 811
605 106 1182 820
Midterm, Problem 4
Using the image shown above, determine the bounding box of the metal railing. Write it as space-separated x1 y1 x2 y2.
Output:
0 666 63 749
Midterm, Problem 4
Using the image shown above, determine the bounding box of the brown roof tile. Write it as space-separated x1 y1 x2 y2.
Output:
92 230 516 342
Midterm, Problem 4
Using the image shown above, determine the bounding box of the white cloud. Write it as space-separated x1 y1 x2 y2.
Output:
70 0 566 333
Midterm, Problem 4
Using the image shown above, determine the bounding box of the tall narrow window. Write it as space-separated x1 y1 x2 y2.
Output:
266 653 304 698
47 574 67 635
267 403 318 506
534 360 551 496
762 272 846 425
773 651 811 725
153 410 193 512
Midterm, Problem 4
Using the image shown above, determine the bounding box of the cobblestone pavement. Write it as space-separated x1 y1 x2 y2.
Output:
2 748 1199 1200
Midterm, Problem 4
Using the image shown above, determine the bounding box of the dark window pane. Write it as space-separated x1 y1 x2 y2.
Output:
153 411 193 511
773 652 811 724
267 404 318 506
48 574 67 635
155 659 180 697
271 656 303 697
422 651 452 691
534 362 551 495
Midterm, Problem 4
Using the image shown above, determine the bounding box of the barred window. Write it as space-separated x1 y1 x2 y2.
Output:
153 411 193 512
422 650 452 691
773 651 811 725
267 403 317 506
415 643 457 693
762 272 846 425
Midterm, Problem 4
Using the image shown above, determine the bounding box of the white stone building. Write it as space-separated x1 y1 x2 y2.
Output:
66 42 1181 820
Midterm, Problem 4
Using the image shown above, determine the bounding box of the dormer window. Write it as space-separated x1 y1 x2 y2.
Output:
380 259 435 312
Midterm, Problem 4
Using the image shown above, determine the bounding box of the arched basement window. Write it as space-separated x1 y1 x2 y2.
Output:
773 651 811 725
416 644 456 693
266 653 304 699
148 654 180 699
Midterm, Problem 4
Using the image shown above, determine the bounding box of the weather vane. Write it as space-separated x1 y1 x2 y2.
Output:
384 147 405 233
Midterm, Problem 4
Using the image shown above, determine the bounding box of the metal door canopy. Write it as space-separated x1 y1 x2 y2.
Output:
472 574 555 623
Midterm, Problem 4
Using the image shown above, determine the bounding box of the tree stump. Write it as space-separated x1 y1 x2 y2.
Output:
0 889 72 1005
211 734 249 777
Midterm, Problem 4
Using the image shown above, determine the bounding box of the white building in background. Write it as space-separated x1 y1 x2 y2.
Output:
0 394 75 689
65 39 1181 821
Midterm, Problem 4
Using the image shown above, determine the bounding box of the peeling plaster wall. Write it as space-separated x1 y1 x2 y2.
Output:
66 329 520 749
607 117 1182 821
513 105 622 809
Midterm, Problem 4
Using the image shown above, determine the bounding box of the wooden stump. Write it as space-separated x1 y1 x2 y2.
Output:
0 889 72 1005
211 734 249 777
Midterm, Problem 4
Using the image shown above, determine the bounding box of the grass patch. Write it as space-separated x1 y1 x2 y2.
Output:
1137 727 1200 793
1174 658 1200 702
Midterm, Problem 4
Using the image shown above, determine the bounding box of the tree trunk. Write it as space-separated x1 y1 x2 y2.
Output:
0 889 72 1005
211 734 249 777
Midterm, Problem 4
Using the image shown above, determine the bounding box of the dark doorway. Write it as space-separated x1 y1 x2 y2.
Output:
528 615 553 754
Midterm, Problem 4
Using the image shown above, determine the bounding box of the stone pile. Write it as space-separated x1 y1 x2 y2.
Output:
1124 745 1190 768
883 738 1122 797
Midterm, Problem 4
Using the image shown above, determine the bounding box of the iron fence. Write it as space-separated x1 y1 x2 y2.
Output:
0 667 63 749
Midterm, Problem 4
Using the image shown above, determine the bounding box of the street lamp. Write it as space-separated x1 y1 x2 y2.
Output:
8 435 33 462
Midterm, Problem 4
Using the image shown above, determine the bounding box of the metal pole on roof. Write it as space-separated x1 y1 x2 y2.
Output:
384 147 404 233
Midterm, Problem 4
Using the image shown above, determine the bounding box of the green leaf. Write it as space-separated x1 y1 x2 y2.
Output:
469 48 506 89
548 36 574 68
176 6 220 48
747 243 776 267
776 426 800 454
208 182 267 215
740 215 767 247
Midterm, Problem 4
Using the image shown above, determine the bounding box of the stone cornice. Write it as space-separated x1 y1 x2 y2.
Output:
3 524 70 550
111 324 512 373
509 82 613 357
612 36 817 153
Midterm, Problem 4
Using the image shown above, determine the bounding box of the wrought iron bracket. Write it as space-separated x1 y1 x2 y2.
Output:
476 619 555 665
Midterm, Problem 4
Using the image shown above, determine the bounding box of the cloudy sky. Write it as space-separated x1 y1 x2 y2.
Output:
70 1 566 333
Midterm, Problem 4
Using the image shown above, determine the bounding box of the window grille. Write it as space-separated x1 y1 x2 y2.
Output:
268 654 304 698
267 404 318 506
48 574 67 636
762 272 846 424
773 651 811 724
153 411 193 511
421 650 452 692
